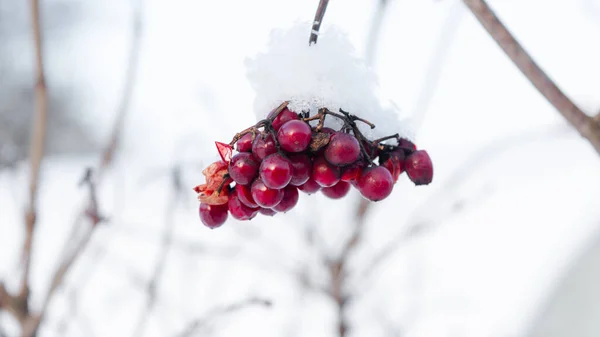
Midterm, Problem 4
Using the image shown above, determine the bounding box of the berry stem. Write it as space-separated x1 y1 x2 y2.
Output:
215 173 230 195
371 133 400 145
309 0 330 45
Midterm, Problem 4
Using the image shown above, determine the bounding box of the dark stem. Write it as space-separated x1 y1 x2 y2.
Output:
372 134 400 145
309 0 330 45
216 173 230 195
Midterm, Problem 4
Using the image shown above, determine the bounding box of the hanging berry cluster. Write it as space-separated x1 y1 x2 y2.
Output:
194 102 433 229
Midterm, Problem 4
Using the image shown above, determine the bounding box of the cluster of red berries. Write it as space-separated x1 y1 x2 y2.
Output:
194 102 433 229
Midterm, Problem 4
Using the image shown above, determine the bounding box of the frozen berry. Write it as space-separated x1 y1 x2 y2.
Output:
269 107 299 131
380 149 405 183
277 120 312 153
229 153 259 185
325 132 361 166
199 203 228 229
312 156 341 187
228 189 259 220
398 138 417 152
236 183 258 208
251 179 284 208
236 133 253 152
260 153 293 189
258 207 277 216
273 185 299 213
252 133 277 160
357 166 394 202
297 178 321 194
322 181 351 199
405 150 433 185
341 162 363 182
288 153 312 186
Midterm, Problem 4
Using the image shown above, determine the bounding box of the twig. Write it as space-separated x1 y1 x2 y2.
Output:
175 298 272 337
19 0 49 312
309 0 330 45
132 167 182 337
463 0 600 155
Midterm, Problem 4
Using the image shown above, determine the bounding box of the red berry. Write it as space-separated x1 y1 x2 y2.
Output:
311 156 341 187
260 153 293 189
288 153 312 186
325 132 361 166
269 107 299 131
341 162 363 182
252 133 277 160
405 150 433 185
229 153 259 185
273 185 299 213
277 120 312 153
236 133 253 152
251 179 284 208
236 183 258 208
380 149 405 183
228 189 259 220
398 138 417 152
199 203 228 229
297 178 321 194
322 181 351 199
357 166 394 201
258 207 277 216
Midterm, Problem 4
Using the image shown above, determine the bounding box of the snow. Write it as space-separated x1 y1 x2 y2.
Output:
245 21 413 140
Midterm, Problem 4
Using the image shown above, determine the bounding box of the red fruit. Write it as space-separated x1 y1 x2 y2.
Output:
311 156 341 187
288 153 312 186
260 153 293 189
273 185 299 213
405 150 433 185
277 120 312 153
252 133 277 160
228 189 259 220
229 153 259 185
236 133 253 152
199 203 228 229
297 178 321 194
325 132 361 166
380 149 405 183
251 179 284 208
341 162 363 182
258 207 277 216
398 138 417 152
269 107 299 131
236 183 258 208
321 181 351 199
215 142 233 163
356 166 394 201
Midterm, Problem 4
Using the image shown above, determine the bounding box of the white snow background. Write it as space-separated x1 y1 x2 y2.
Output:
1 0 600 336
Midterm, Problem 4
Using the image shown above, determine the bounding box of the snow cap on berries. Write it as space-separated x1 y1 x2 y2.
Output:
245 21 413 141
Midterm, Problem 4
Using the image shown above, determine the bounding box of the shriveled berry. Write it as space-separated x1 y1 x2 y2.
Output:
228 189 259 220
322 181 351 199
357 166 394 202
229 153 259 185
405 150 433 185
341 162 363 182
251 179 284 208
258 207 277 216
252 133 277 160
297 178 321 194
199 203 228 229
260 153 293 189
277 120 312 153
380 149 405 183
312 156 341 187
236 183 258 208
398 138 417 152
273 185 299 213
325 132 361 166
288 153 312 186
236 133 253 152
269 107 299 131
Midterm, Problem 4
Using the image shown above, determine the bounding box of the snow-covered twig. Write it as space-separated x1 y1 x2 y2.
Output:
309 0 330 45
175 298 273 337
463 0 600 155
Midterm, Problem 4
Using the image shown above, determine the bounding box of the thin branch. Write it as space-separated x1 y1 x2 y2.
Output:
463 0 600 155
175 298 272 337
365 0 389 66
19 0 49 310
309 0 330 45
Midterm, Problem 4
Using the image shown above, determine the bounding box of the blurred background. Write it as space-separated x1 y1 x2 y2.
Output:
1 0 600 336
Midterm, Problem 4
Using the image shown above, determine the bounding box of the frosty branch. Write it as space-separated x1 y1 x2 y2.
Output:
463 0 600 155
309 0 330 45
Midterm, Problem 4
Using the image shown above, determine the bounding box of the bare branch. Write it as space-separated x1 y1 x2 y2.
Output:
463 0 600 155
365 0 389 66
309 0 330 45
19 0 49 309
175 298 272 337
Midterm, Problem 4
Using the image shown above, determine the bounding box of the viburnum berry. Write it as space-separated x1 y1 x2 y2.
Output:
269 107 299 131
251 178 284 208
252 133 277 160
236 133 254 152
325 132 361 166
199 203 228 229
229 153 259 185
288 153 312 186
322 181 351 199
379 149 405 183
236 183 259 208
260 153 293 189
297 177 321 194
341 162 363 182
277 120 312 153
273 185 299 213
312 155 341 187
228 188 259 221
405 150 433 185
356 166 394 202
258 207 277 216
